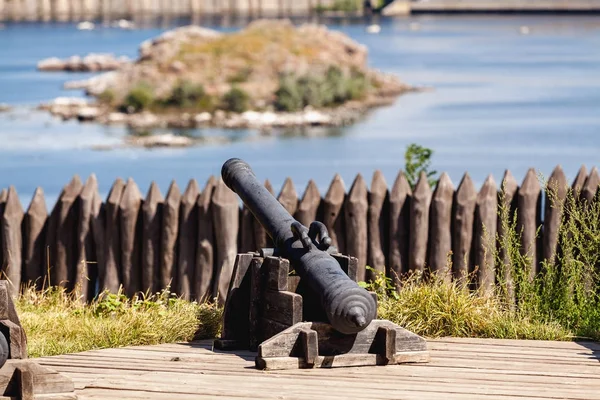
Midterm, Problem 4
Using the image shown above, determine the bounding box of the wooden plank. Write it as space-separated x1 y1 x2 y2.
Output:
262 290 302 326
542 166 567 265
178 180 199 300
294 180 321 228
344 174 368 281
367 170 388 282
473 175 497 293
119 178 142 297
265 256 289 291
212 179 239 303
142 182 163 294
160 181 181 291
277 177 298 216
428 173 453 280
452 173 476 283
102 178 125 293
581 166 599 203
1 187 23 297
517 168 542 279
388 171 411 286
195 176 216 302
239 205 255 253
0 189 6 276
323 174 346 254
409 172 431 273
48 176 83 289
23 187 47 288
76 175 99 301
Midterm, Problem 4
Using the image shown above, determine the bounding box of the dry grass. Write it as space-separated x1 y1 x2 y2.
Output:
17 286 221 358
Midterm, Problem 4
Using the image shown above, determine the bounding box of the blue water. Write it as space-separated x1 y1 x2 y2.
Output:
1 16 600 207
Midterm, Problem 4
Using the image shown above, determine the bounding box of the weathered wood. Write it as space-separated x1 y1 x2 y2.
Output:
0 360 75 399
375 326 397 364
517 168 542 279
571 165 587 193
452 173 477 283
212 179 239 303
299 328 318 366
473 175 498 294
195 176 216 302
253 180 273 250
249 257 264 351
0 189 6 274
102 178 125 293
76 175 99 300
90 189 105 296
388 171 411 285
277 177 298 216
265 256 289 291
294 180 320 227
23 188 47 288
581 166 600 203
160 181 181 291
428 173 453 280
178 180 200 300
497 170 518 306
1 187 23 297
48 176 82 289
543 166 568 265
239 205 255 253
142 182 163 293
120 178 143 297
367 171 388 282
344 174 368 282
262 290 302 326
409 172 431 274
323 174 346 254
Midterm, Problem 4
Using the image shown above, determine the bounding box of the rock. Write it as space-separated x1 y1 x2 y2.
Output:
125 133 194 148
194 112 212 124
105 112 128 124
169 61 186 73
0 104 11 113
64 71 118 95
114 19 135 30
37 57 65 71
77 107 100 121
127 112 161 129
77 21 95 30
38 54 130 72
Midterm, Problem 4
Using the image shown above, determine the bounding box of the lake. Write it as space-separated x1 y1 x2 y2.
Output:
1 15 599 207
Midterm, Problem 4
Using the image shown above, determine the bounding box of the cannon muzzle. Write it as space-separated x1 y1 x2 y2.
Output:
222 158 377 334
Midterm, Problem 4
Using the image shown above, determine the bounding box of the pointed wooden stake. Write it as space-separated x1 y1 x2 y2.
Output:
428 173 454 281
452 173 476 282
571 165 587 193
2 186 23 297
388 171 411 287
345 174 368 282
581 167 600 203
102 178 125 293
295 180 321 228
178 179 200 300
323 174 346 254
76 175 99 301
120 178 142 297
543 166 567 265
367 171 388 282
161 180 181 291
196 176 216 302
409 172 432 274
142 182 163 294
474 175 497 294
23 188 47 289
278 178 298 216
517 168 542 279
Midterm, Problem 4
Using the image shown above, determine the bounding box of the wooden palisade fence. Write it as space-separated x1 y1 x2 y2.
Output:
0 165 596 303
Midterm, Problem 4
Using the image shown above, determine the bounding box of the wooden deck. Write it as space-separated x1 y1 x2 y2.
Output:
36 338 600 400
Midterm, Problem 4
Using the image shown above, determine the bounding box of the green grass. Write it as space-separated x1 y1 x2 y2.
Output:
17 286 221 358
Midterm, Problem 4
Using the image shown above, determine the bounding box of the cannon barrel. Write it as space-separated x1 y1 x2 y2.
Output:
222 158 377 334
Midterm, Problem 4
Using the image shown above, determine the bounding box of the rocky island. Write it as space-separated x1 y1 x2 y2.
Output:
39 20 415 133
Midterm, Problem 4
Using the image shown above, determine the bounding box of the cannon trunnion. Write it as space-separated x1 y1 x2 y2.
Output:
215 158 429 370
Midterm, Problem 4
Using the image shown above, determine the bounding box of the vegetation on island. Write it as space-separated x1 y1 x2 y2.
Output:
91 20 410 119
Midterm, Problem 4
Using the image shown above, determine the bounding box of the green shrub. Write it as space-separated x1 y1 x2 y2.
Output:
404 143 438 188
274 67 370 112
167 80 208 109
274 74 304 112
227 67 253 84
222 86 250 113
97 89 116 105
123 83 154 112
